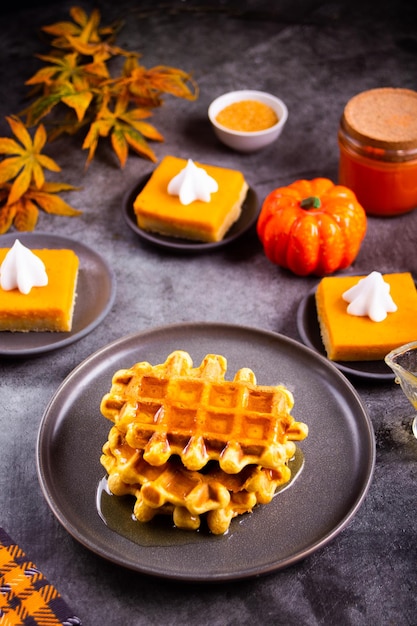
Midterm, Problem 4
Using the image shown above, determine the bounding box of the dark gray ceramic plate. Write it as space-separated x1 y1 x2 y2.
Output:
36 322 375 582
0 232 116 356
296 286 395 381
123 173 259 252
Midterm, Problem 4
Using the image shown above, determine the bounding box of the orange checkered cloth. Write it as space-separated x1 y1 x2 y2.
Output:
0 528 82 625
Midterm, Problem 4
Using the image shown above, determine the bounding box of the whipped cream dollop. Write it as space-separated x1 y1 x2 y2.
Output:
0 239 48 294
342 271 397 322
167 159 218 205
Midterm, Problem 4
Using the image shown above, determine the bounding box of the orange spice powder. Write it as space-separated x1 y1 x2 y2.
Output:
216 100 278 132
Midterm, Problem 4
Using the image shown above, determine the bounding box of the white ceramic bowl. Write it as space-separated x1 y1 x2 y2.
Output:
208 90 288 152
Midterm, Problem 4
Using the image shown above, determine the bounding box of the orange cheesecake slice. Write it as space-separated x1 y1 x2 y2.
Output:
316 272 417 361
0 248 79 332
133 155 248 242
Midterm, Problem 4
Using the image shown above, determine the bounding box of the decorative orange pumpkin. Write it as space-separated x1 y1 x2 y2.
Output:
257 178 367 276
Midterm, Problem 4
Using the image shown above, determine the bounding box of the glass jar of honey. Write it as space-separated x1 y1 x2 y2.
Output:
338 88 417 216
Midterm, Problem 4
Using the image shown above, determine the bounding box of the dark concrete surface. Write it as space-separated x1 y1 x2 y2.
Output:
0 1 416 624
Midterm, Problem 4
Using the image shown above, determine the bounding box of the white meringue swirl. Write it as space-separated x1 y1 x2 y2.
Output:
167 159 218 205
0 239 48 295
342 271 397 322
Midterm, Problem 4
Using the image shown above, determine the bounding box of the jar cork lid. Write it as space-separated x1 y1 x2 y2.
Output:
342 87 417 151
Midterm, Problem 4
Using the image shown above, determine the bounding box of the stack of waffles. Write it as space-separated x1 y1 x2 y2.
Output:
100 350 309 534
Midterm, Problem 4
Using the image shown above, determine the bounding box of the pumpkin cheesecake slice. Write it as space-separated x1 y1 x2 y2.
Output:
133 155 248 242
0 244 79 332
316 272 417 361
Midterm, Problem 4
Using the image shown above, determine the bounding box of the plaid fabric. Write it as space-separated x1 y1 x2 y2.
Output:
0 528 82 626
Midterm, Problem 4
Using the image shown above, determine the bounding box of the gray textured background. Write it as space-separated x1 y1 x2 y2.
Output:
0 1 416 624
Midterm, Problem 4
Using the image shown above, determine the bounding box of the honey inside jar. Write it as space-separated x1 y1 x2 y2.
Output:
216 100 278 132
338 88 417 216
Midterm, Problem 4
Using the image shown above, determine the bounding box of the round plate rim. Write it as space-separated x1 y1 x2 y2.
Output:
122 173 259 252
0 231 116 356
36 321 375 582
296 285 395 381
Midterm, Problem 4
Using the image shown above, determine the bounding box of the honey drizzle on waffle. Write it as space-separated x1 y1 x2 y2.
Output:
101 426 292 534
100 350 308 473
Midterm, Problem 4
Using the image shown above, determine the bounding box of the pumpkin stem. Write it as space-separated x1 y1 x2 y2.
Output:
300 196 321 209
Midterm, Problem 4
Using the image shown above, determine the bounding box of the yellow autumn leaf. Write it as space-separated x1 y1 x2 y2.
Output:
61 90 94 121
31 188 81 216
6 115 33 150
123 126 157 163
24 93 63 127
126 119 164 142
124 61 198 105
31 160 45 190
83 60 110 79
81 122 100 165
42 7 102 48
32 123 48 152
69 6 102 43
12 5 200 175
36 154 61 173
41 181 80 193
110 127 128 167
8 166 34 205
41 20 80 39
70 6 95 28
0 117 61 201
26 63 64 86
0 137 25 155
0 175 81 234
0 157 25 185
0 199 17 234
145 66 198 100
13 197 39 231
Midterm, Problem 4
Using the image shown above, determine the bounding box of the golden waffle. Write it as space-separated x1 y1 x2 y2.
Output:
101 426 292 534
100 350 308 473
101 426 231 517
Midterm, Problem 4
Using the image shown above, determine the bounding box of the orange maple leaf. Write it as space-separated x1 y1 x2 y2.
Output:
0 181 81 233
0 116 61 204
18 6 199 171
41 6 120 50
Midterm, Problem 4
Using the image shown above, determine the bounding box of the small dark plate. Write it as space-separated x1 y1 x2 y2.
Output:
0 232 116 357
296 286 394 381
123 173 259 252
